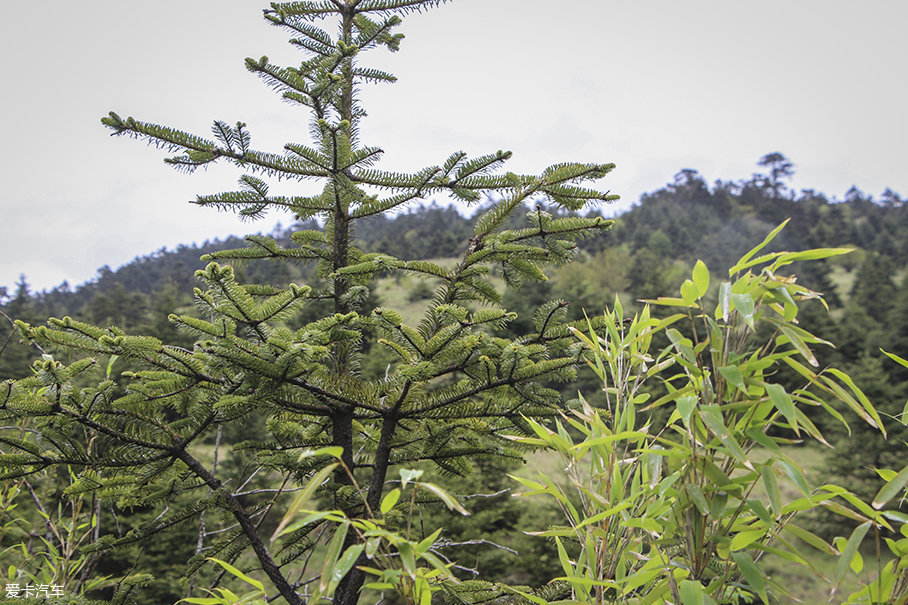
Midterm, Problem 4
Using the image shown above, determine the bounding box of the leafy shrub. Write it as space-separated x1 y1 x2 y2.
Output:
508 223 894 604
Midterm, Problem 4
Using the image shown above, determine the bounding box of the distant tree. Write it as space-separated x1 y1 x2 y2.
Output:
887 278 908 383
850 252 898 324
627 249 674 301
85 282 147 329
0 276 41 379
825 354 908 504
405 277 433 302
670 168 709 198
880 187 904 208
756 151 794 198
845 185 871 204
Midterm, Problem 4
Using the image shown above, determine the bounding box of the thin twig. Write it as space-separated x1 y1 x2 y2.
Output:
0 308 47 356
435 538 519 556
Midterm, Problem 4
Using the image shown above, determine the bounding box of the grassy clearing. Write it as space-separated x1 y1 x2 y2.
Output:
372 257 507 325
829 266 857 304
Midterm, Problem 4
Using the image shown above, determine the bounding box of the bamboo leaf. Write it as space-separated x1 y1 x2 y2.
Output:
826 368 886 438
730 293 755 328
692 260 710 297
882 348 908 369
761 465 782 517
730 528 768 552
681 280 700 305
717 281 732 320
419 482 469 516
872 463 908 510
270 462 339 541
331 544 364 587
318 523 350 595
730 551 768 604
834 521 871 588
679 579 704 605
207 557 265 593
728 219 789 276
381 488 401 514
765 383 798 436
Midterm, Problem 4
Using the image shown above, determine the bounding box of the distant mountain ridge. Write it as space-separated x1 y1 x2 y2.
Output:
5 165 906 321
3 161 906 383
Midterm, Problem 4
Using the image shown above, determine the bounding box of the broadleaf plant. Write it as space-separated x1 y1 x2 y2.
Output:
509 226 892 604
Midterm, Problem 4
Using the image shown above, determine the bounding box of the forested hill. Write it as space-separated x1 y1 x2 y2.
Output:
3 157 907 385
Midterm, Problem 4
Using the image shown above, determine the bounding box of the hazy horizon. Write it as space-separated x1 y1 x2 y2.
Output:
3 1 906 291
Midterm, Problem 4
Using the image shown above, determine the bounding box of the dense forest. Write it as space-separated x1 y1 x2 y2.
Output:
3 154 908 604
5 154 907 387
5 0 908 599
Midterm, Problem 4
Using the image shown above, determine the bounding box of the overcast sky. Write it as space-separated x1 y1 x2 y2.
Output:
2 1 906 292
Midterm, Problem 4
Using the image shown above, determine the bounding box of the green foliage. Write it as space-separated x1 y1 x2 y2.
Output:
1 2 615 604
510 227 892 603
836 349 908 604
268 448 466 604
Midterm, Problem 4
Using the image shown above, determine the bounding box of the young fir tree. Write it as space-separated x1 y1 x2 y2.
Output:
2 2 616 603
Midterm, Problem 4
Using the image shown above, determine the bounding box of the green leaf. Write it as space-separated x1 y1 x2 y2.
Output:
331 544 364 585
730 551 768 604
297 446 344 459
398 542 417 578
271 462 339 541
778 458 810 496
419 482 469 516
718 366 746 392
572 430 649 450
717 281 732 320
834 521 871 588
421 551 456 581
318 523 350 594
106 354 119 378
730 293 755 328
771 247 854 268
882 348 908 370
746 499 775 526
745 427 781 454
692 260 710 297
765 383 798 436
826 368 886 438
873 463 908 509
776 324 818 367
686 484 710 515
681 280 700 305
761 465 782 517
677 395 697 425
554 537 574 581
698 405 751 468
416 528 443 554
380 488 401 514
834 537 864 573
399 468 423 490
207 557 264 593
728 219 789 276
730 528 767 551
679 579 704 605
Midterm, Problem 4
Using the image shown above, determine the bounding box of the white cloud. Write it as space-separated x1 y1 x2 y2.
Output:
2 0 906 290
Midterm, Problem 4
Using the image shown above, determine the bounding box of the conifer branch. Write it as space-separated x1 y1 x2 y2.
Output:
266 2 339 19
355 0 451 15
1 4 620 603
174 448 305 605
